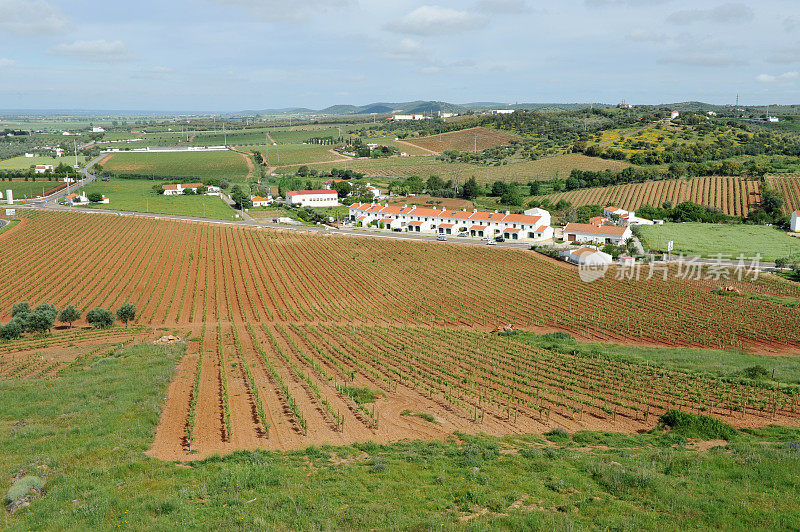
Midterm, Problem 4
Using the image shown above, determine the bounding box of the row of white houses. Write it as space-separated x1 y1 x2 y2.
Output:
348 203 554 241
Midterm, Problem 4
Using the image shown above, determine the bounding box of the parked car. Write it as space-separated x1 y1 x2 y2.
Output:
437 235 447 241
495 236 505 242
457 232 469 237
480 236 489 241
486 240 496 246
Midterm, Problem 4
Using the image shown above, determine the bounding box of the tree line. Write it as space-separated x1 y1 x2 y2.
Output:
0 302 137 341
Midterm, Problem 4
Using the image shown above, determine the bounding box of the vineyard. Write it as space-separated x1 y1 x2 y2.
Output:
150 322 800 458
537 176 762 217
2 210 800 458
402 127 517 154
766 176 800 214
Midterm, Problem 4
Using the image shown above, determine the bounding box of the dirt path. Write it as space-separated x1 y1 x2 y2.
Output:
266 132 277 145
395 138 439 155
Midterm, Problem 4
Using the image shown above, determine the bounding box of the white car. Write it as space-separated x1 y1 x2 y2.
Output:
437 235 447 241
480 237 489 241
457 232 469 237
486 240 496 246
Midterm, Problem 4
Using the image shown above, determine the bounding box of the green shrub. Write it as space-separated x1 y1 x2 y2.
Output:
5 476 45 504
658 410 737 441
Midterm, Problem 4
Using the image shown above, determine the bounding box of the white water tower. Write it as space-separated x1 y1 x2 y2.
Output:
6 190 11 205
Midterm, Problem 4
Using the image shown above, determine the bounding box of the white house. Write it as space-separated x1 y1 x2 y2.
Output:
559 246 613 267
390 114 429 121
286 190 339 207
491 109 515 115
55 148 65 157
251 195 272 207
348 203 554 242
24 153 34 158
205 185 221 196
34 164 54 174
92 126 105 133
791 211 800 232
524 207 551 227
563 222 631 245
602 206 653 226
162 182 203 196
670 110 680 120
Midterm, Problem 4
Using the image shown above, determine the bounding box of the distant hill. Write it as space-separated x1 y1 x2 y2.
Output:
248 101 612 117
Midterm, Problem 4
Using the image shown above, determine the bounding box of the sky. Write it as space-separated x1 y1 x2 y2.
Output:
0 0 798 111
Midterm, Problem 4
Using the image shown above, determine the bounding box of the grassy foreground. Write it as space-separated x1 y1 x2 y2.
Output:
638 222 800 262
2 341 800 529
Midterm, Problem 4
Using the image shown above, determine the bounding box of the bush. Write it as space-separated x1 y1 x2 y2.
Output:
86 308 114 329
741 365 769 380
59 305 81 327
116 303 136 327
5 476 45 505
658 410 737 441
0 319 22 340
11 302 29 317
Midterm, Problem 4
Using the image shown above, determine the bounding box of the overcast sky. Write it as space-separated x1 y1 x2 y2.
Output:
0 0 797 111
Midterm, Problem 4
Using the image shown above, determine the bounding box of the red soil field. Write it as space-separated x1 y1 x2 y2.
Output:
2 211 800 459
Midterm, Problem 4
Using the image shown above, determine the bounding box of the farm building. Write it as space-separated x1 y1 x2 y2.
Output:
251 195 272 207
64 192 108 205
34 164 54 174
286 190 339 207
559 246 613 266
490 109 515 115
563 222 631 245
92 126 105 133
389 114 429 121
670 110 680 120
162 183 203 196
603 206 653 226
791 211 800 232
348 203 553 241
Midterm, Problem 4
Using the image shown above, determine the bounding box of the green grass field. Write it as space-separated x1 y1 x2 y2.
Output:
79 179 238 220
638 222 800 262
0 155 86 171
286 153 633 186
245 143 347 166
0 180 69 200
2 340 800 530
101 150 249 180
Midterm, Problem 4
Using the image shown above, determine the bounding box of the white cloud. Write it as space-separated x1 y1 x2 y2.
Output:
667 2 753 25
755 71 799 83
211 0 350 23
477 0 527 13
0 58 16 68
389 5 485 36
0 0 70 35
47 40 132 63
381 38 425 62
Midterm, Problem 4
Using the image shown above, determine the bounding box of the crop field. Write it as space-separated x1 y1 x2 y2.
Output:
293 153 633 185
0 179 70 200
80 179 238 220
638 222 800 262
269 127 348 144
245 143 349 166
101 150 249 179
3 211 800 459
402 127 517 154
537 176 762 217
2 212 800 347
766 176 800 214
0 155 86 170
